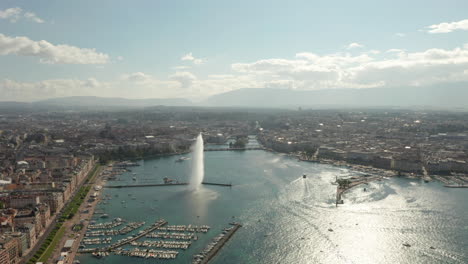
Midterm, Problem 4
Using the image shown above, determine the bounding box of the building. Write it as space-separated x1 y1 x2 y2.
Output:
62 239 74 252
0 235 20 264
9 195 40 209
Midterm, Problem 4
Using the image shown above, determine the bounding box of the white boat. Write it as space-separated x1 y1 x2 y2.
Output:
175 157 190 162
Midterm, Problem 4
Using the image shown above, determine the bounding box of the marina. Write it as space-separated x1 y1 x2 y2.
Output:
146 232 196 240
113 248 179 259
76 146 468 264
78 217 234 262
130 240 192 250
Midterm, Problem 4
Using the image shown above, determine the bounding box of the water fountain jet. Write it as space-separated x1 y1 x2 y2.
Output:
189 133 204 190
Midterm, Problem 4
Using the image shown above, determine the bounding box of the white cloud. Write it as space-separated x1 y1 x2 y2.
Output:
0 7 44 23
0 78 110 101
0 33 109 64
425 19 468 33
180 52 205 65
230 44 468 91
0 7 22 22
0 75 183 101
172 65 191 70
120 72 152 83
346 42 364 49
169 71 197 89
5 44 468 101
23 12 44 23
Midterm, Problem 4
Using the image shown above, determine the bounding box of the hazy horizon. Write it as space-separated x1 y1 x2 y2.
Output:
1 0 468 104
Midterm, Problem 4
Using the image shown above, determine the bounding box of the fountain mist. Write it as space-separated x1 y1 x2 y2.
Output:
189 133 204 189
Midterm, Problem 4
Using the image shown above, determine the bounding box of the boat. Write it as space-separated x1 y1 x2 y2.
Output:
92 252 109 258
175 157 190 162
303 174 307 179
100 214 109 218
132 177 137 181
403 243 411 247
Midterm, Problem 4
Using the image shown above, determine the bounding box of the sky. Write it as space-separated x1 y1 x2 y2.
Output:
1 0 468 102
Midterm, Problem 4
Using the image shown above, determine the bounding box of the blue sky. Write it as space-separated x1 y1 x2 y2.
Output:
1 0 468 101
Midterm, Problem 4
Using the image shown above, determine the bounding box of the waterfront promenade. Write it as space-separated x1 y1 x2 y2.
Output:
54 165 105 264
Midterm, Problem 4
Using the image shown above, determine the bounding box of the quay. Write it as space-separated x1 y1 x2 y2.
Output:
105 182 232 188
202 182 232 187
444 185 468 188
193 223 242 264
105 183 188 188
204 147 263 151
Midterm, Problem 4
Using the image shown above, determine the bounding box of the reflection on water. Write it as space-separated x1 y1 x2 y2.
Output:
78 150 468 264
184 186 219 219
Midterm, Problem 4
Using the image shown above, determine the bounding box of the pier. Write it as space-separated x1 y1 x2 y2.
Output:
201 182 232 187
104 182 232 188
98 219 168 252
193 223 242 264
105 183 188 188
444 185 468 188
204 147 263 151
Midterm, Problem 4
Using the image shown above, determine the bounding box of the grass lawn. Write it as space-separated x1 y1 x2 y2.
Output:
37 224 66 262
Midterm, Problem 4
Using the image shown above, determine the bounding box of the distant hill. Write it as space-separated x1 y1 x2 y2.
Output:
0 96 193 112
202 83 468 110
36 96 192 108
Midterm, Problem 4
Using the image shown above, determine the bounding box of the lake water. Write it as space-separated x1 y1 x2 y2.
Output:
78 148 468 264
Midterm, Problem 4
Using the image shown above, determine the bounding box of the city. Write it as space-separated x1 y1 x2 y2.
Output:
0 108 467 263
1 1 468 263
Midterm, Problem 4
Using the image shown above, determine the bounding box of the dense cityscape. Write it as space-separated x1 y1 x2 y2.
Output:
0 107 467 263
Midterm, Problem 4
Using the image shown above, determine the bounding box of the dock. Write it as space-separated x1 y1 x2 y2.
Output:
444 185 468 188
201 182 232 187
204 147 263 151
193 223 242 264
105 183 188 188
92 219 168 252
104 182 232 188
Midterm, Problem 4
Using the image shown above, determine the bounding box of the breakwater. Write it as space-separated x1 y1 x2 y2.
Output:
192 223 242 264
105 182 232 188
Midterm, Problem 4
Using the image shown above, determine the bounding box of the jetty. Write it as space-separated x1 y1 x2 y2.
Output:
204 147 263 151
192 223 242 264
105 183 188 188
104 182 232 188
201 182 232 187
85 219 168 252
444 185 468 188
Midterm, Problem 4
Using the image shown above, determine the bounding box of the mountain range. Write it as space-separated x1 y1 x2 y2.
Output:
1 83 467 110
